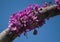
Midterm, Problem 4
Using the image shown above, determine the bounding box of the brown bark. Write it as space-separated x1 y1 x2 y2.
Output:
0 5 60 42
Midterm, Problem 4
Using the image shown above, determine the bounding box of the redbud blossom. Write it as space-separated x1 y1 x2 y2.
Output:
55 0 60 11
8 4 48 36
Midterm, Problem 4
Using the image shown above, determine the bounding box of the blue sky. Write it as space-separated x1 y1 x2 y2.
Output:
0 0 60 42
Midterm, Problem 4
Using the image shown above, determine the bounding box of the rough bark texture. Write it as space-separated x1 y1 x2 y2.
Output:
0 5 60 42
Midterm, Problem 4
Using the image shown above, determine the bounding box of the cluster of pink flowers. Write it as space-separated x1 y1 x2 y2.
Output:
8 4 48 36
55 0 60 11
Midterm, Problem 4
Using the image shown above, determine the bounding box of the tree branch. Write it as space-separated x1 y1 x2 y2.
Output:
0 5 60 42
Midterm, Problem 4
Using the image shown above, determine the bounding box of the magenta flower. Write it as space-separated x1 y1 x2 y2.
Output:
55 0 60 11
33 4 41 11
43 2 48 7
8 4 46 36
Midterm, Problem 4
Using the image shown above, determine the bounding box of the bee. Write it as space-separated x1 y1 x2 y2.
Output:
33 29 38 35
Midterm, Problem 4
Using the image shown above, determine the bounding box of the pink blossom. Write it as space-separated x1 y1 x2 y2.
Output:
55 0 60 11
8 4 46 36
